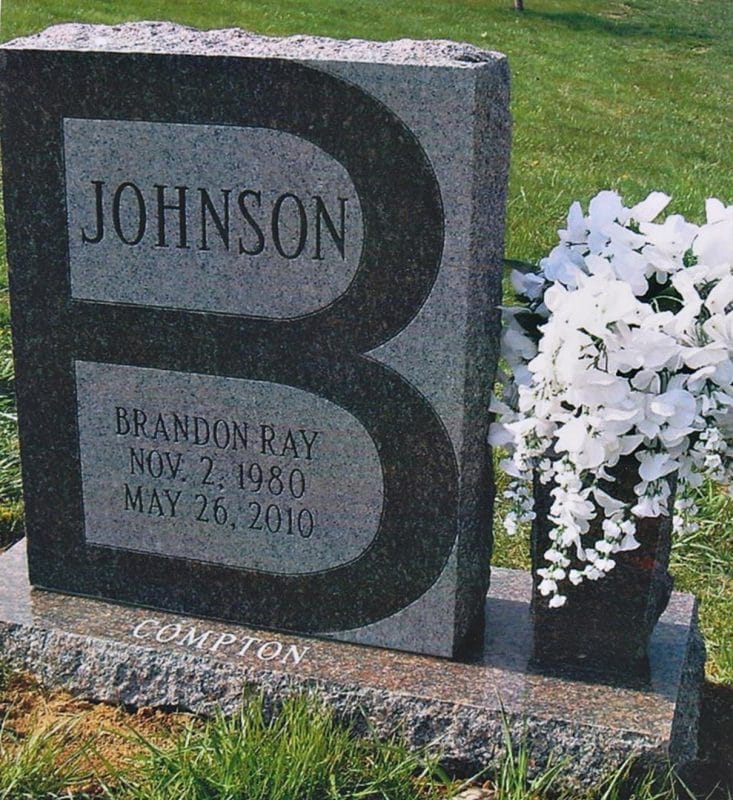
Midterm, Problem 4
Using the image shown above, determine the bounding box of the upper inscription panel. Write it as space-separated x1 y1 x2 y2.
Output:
64 118 364 318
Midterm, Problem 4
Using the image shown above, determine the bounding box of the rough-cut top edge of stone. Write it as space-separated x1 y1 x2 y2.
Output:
1 21 506 68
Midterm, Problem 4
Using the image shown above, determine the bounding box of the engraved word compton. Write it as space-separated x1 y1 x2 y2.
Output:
132 618 310 665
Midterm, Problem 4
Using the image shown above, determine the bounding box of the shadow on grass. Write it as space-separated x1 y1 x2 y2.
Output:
0 517 22 552
521 9 715 49
678 681 733 799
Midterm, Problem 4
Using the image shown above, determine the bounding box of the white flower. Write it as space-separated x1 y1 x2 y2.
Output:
629 191 671 223
558 200 587 244
554 417 588 456
568 569 584 585
617 530 641 551
650 389 696 429
538 578 558 596
705 198 733 224
694 213 733 268
493 189 733 607
641 214 699 273
704 276 733 315
588 190 626 230
637 452 679 482
631 493 667 518
488 422 514 446
540 247 585 287
680 343 729 370
703 314 733 349
592 488 627 514
511 269 546 300
611 324 679 372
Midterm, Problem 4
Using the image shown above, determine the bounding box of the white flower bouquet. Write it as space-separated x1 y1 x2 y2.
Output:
491 191 733 608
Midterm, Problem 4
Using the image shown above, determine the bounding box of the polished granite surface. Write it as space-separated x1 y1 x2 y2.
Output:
0 539 701 774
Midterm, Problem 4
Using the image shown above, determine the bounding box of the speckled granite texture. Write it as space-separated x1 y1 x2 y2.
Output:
0 23 510 658
0 541 704 785
2 21 505 63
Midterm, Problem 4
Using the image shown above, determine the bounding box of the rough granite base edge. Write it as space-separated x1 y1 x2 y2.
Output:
0 541 704 786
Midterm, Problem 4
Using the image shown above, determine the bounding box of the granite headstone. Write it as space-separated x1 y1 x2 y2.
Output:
0 23 510 657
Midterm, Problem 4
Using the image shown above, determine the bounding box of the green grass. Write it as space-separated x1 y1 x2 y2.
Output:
0 663 11 694
3 0 731 265
593 761 680 800
0 686 693 800
671 483 733 684
0 107 21 549
102 694 449 800
486 715 567 800
0 325 21 551
0 717 89 800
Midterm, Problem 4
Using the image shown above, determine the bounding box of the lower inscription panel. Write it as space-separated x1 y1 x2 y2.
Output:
74 361 383 573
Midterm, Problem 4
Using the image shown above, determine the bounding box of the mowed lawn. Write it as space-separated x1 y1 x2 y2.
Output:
4 0 732 259
0 0 731 683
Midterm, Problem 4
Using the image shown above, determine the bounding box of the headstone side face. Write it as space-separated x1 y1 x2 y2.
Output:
453 60 510 640
0 23 510 657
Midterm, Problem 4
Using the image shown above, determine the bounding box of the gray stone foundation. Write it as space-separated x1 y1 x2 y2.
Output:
0 540 704 785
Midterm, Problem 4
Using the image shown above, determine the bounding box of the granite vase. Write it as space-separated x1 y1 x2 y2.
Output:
530 455 675 677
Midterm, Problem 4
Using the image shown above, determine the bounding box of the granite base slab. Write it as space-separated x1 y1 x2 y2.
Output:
0 540 704 785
